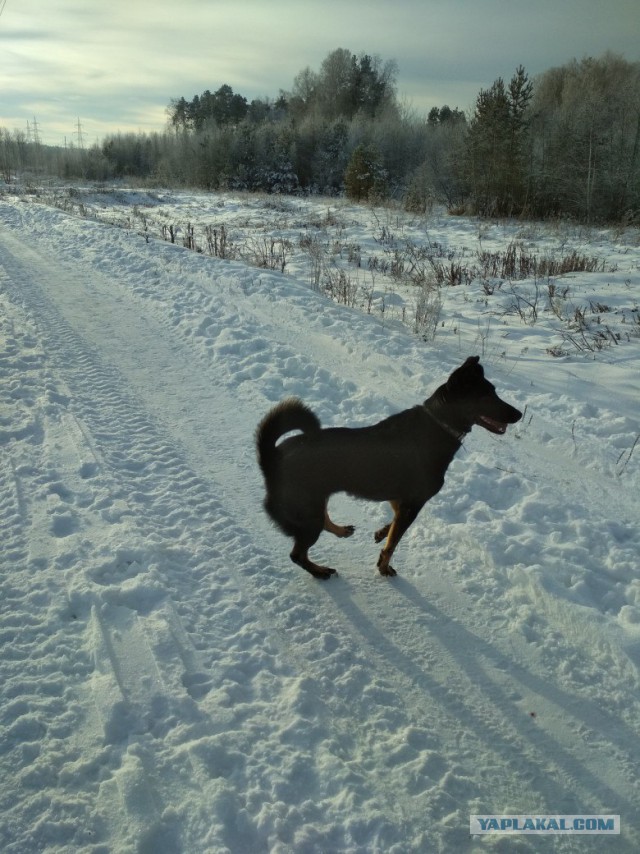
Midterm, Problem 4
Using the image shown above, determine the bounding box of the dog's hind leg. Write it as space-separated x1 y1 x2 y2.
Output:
376 501 422 577
291 545 337 580
290 516 338 580
324 507 355 539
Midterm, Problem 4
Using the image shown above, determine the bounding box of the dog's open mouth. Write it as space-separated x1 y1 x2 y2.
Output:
478 416 508 435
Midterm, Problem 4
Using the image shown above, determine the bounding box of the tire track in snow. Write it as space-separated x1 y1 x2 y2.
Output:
0 265 268 848
0 288 109 852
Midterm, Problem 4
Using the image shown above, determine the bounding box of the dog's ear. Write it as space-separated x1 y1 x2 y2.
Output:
447 356 484 390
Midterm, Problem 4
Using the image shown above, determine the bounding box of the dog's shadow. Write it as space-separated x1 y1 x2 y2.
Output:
324 572 639 827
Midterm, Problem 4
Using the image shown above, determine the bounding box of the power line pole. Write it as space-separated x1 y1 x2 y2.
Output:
75 117 85 149
26 117 42 181
31 116 41 145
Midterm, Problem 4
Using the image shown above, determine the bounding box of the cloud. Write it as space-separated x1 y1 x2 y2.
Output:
0 0 638 143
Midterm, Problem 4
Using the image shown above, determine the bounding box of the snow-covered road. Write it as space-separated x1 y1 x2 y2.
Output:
1 194 639 852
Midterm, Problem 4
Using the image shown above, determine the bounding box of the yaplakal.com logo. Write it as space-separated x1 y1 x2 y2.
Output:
470 815 620 835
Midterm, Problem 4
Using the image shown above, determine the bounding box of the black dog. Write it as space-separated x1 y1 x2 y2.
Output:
256 357 522 579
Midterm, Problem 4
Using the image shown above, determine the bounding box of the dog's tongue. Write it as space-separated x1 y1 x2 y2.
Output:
479 416 507 434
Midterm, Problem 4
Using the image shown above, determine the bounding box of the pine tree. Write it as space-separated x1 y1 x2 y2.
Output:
344 144 387 201
464 66 532 216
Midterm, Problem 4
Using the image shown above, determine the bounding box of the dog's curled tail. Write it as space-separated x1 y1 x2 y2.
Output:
256 398 320 478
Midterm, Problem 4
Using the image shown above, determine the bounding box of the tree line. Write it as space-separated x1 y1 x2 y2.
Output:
2 49 638 223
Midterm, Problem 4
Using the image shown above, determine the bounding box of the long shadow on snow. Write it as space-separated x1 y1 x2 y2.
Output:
325 575 639 845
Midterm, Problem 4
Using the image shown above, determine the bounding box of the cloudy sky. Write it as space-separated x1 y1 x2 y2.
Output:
1 0 638 146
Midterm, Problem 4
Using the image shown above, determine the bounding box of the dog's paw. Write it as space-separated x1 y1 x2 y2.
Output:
376 551 398 577
313 566 337 580
378 564 398 578
305 564 337 580
340 525 355 538
291 552 338 580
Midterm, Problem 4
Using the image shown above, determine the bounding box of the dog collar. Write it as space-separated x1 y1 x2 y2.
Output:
423 406 468 443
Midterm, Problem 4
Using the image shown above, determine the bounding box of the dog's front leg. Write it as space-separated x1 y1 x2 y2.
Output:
324 508 355 539
374 500 398 543
377 501 422 577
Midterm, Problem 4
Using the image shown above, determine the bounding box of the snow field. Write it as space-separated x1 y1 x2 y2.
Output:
0 191 639 852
